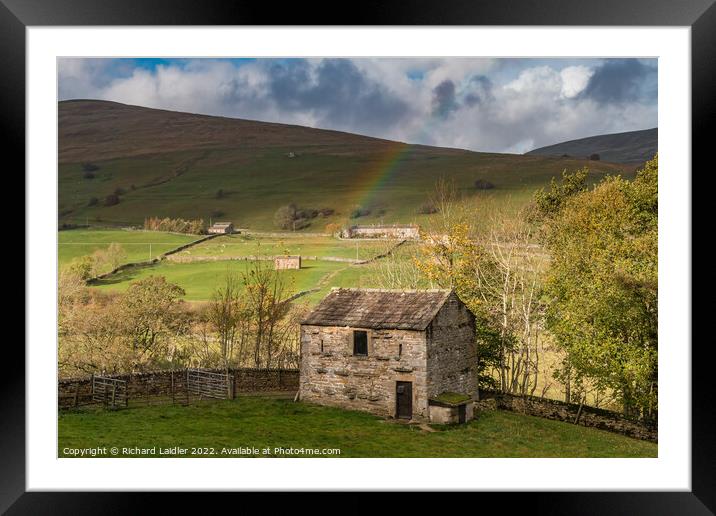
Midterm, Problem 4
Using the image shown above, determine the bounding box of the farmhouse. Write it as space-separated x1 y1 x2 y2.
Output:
208 222 234 234
300 288 477 423
275 255 301 270
341 224 420 240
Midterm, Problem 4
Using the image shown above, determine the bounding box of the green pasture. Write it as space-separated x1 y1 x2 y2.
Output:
58 229 198 268
91 258 350 302
178 233 392 261
58 396 657 458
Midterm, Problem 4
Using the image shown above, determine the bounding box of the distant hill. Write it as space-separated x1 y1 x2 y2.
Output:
58 100 634 230
526 128 657 164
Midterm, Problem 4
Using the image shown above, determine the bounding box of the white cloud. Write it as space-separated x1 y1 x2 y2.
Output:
560 65 593 98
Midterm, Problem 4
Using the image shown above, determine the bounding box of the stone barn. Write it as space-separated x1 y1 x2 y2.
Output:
275 255 301 270
208 221 234 235
341 224 420 240
299 288 477 423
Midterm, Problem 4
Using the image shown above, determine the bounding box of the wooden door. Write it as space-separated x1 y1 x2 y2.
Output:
396 381 413 419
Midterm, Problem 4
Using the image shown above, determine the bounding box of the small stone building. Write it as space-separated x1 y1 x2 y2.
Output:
300 288 477 423
275 255 301 270
341 224 420 240
208 222 234 234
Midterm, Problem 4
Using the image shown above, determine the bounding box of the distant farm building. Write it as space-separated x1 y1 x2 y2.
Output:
300 288 477 423
207 222 234 235
275 255 301 270
341 224 420 240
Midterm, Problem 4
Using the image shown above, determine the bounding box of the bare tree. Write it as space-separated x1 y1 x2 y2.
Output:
208 272 249 370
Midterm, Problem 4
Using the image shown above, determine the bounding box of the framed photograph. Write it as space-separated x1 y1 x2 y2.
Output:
7 0 713 511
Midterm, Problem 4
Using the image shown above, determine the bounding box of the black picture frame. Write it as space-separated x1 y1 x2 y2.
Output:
5 0 713 512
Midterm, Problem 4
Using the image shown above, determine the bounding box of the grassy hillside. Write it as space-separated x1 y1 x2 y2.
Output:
526 128 657 164
59 100 634 230
58 396 657 458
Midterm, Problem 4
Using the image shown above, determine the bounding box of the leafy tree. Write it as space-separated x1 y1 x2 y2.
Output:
119 276 186 360
533 167 588 220
68 255 96 280
537 156 658 418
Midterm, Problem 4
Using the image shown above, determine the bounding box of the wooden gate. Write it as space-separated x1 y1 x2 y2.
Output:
186 368 234 400
92 375 128 409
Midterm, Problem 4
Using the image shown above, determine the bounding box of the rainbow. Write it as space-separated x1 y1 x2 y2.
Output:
351 143 412 211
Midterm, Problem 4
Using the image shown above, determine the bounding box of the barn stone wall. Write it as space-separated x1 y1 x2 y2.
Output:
275 256 301 270
426 293 478 399
300 325 429 419
344 226 420 240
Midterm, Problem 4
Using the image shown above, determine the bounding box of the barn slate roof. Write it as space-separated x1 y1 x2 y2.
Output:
301 288 454 331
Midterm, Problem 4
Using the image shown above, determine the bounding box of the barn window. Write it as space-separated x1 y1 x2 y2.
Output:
398 343 403 357
320 340 324 353
353 330 368 356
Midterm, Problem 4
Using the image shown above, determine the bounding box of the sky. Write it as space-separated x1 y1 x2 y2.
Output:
58 57 657 154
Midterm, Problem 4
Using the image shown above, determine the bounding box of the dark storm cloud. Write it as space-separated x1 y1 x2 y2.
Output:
265 59 411 131
432 80 458 118
464 75 493 107
580 59 657 104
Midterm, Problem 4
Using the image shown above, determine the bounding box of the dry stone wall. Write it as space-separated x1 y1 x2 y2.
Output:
476 391 657 442
58 367 299 410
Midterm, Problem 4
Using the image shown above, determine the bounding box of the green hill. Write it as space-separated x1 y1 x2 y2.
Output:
59 100 634 230
526 128 657 164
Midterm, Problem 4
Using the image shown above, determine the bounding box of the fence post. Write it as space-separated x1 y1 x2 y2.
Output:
111 384 117 409
186 368 190 405
73 382 80 408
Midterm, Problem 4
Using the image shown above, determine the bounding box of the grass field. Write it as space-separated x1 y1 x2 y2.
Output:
58 396 657 458
58 228 198 268
92 258 351 301
174 233 391 261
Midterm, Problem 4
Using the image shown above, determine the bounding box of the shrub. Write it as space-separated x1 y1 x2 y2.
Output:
87 197 98 207
83 171 95 179
589 153 600 161
274 204 298 230
114 187 126 196
104 194 120 206
318 208 335 217
350 206 371 219
416 202 438 214
81 163 99 173
216 189 225 199
144 216 205 234
274 203 321 230
474 179 495 190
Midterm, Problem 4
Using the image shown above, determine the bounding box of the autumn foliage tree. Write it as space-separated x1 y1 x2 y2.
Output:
534 156 658 419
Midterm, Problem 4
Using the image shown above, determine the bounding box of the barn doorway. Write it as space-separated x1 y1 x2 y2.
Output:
396 381 413 419
458 403 467 424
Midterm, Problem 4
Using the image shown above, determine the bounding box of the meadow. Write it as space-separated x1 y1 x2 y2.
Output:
58 228 198 268
58 396 657 458
172 232 392 261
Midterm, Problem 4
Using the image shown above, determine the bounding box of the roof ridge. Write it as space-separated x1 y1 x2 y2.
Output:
329 287 452 293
